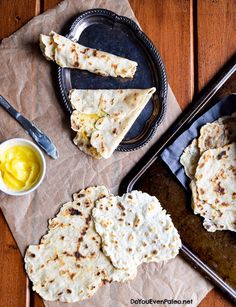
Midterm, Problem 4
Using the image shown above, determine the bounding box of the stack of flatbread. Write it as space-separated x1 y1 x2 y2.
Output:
40 32 157 159
25 186 181 303
180 112 236 232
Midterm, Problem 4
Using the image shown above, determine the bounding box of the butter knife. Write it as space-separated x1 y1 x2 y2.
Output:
0 95 59 159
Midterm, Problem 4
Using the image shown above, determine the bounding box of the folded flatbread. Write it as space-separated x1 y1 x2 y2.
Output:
40 31 138 78
70 88 156 159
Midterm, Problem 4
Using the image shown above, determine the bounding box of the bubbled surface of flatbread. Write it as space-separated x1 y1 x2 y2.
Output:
92 191 181 270
70 88 156 159
24 186 137 303
40 32 137 78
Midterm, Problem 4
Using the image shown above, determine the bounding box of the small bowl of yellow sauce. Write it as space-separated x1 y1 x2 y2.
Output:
0 138 46 196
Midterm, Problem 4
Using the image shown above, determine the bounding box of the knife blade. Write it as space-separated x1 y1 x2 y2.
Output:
0 95 59 159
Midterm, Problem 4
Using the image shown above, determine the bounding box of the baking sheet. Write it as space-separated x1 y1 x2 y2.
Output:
161 94 236 188
122 62 236 302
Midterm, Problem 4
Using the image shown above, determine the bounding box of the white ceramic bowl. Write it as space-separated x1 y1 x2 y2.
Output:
0 138 46 196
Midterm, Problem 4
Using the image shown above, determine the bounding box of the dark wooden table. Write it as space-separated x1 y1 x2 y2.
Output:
0 1 235 306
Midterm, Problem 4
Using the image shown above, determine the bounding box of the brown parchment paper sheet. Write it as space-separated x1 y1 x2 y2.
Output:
0 0 212 306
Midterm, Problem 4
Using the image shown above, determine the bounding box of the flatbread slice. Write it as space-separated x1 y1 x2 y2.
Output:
70 88 156 159
92 191 181 270
40 32 137 78
25 186 137 303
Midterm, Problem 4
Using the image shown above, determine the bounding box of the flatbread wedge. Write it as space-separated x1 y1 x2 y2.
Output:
92 191 181 270
70 88 156 159
24 186 137 303
40 31 137 78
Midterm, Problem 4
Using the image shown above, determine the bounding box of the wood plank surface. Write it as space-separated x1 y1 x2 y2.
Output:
129 0 194 108
0 1 235 307
0 0 39 40
0 2 38 306
0 211 27 307
196 0 236 92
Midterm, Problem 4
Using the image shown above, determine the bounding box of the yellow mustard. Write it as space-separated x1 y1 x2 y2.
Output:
0 145 41 191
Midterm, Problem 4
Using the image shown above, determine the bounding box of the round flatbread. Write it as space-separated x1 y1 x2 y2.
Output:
25 186 137 303
195 143 236 208
92 191 181 270
190 143 236 232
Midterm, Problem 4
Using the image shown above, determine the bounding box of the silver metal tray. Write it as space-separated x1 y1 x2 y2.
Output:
57 9 168 152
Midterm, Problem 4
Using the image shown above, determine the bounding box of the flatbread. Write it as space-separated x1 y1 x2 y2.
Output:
24 186 137 303
70 88 156 159
198 123 231 153
180 113 236 179
40 32 137 78
180 139 200 178
190 143 236 232
190 180 236 232
92 191 181 270
195 143 236 209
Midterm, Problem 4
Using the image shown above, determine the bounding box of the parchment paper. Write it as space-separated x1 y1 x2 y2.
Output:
0 0 212 306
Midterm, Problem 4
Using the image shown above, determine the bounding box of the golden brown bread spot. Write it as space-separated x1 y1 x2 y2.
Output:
199 188 205 195
221 202 229 207
74 251 85 259
112 128 118 135
217 150 226 160
117 202 125 211
69 273 76 280
69 208 82 216
85 215 91 225
214 182 225 195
